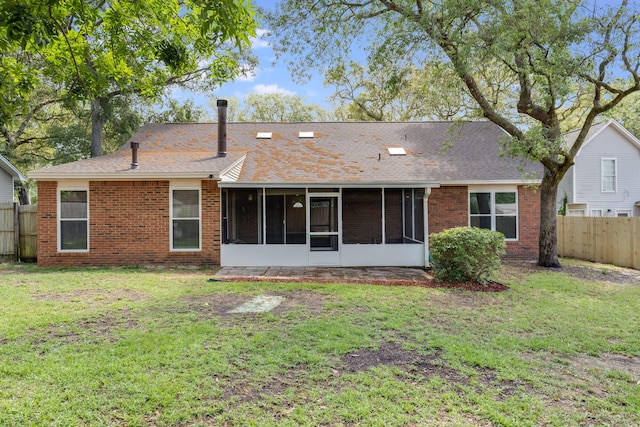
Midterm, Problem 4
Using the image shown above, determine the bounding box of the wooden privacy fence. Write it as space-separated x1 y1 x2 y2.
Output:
0 202 37 261
557 216 640 270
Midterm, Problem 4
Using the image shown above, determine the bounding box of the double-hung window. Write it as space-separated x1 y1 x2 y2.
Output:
171 188 201 250
469 190 518 239
59 189 89 251
601 158 616 193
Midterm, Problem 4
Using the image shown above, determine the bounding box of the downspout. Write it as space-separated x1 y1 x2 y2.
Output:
424 188 431 268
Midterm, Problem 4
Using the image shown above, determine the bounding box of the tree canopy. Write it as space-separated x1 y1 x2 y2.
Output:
267 0 640 267
220 93 332 122
1 0 257 158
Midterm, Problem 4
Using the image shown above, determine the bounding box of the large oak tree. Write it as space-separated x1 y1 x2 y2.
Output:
1 0 257 158
267 0 640 267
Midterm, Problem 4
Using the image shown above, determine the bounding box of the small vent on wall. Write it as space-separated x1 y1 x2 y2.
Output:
388 147 406 156
257 132 272 139
298 131 314 138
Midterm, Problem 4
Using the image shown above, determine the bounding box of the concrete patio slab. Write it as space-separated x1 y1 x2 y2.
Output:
214 266 432 285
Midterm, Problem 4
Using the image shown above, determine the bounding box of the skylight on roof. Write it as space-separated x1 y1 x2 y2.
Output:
256 132 272 139
298 131 314 138
388 147 406 156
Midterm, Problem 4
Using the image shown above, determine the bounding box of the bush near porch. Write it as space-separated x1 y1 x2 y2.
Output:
0 261 638 426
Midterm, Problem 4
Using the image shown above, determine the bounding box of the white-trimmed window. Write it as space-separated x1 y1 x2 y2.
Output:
591 209 603 217
617 210 632 217
59 189 89 251
469 191 518 239
602 158 616 193
171 188 201 250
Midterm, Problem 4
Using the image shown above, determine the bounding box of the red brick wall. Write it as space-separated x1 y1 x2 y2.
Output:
428 186 468 234
37 181 58 260
428 185 539 260
37 180 220 267
505 186 540 260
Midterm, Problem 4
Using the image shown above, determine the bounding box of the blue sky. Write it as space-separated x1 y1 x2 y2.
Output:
172 0 332 118
215 26 331 106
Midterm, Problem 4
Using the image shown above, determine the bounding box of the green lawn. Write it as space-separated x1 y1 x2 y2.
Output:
0 261 639 426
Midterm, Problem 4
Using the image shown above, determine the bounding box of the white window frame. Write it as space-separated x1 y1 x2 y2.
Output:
601 158 617 193
616 209 632 217
58 187 89 253
591 209 603 217
170 186 202 251
468 188 519 241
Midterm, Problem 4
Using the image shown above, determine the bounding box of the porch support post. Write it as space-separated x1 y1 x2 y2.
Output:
381 188 385 244
423 188 431 268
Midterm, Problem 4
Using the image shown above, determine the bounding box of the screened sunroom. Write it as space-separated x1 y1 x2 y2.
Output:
220 186 435 267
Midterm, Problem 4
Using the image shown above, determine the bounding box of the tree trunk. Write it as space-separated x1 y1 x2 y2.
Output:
538 169 561 267
17 185 29 205
90 97 106 157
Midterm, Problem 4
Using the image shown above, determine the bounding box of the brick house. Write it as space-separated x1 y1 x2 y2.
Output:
29 101 542 267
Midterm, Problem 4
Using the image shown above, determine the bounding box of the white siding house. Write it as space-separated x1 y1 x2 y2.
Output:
559 120 640 217
0 155 26 202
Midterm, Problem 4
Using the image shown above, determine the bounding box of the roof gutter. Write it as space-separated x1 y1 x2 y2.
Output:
439 179 542 185
28 172 222 181
218 181 441 189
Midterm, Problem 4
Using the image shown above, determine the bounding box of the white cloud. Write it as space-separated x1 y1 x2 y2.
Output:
236 64 258 82
250 29 271 49
253 84 295 95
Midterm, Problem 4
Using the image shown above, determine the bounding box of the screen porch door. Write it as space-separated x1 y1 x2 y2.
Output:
308 194 340 265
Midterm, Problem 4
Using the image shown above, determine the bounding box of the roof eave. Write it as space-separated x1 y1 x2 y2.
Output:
440 179 542 185
218 181 441 189
0 155 27 181
28 172 221 181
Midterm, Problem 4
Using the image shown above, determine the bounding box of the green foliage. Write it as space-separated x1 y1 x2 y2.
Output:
559 193 568 216
430 226 506 284
223 93 332 122
327 60 479 121
606 92 640 139
0 0 258 158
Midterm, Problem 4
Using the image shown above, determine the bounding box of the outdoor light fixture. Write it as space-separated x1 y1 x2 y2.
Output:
292 195 304 208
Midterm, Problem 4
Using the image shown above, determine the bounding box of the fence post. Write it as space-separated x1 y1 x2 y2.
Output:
13 202 19 261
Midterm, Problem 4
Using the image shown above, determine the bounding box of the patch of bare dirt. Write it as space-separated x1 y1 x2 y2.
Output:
571 353 640 381
221 364 311 402
28 310 139 347
502 260 640 285
521 351 640 413
339 342 460 385
30 288 149 304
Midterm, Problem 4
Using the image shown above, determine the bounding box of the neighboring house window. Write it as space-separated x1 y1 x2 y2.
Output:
591 209 603 217
602 158 616 192
469 191 517 239
617 210 631 217
171 189 201 250
59 189 88 251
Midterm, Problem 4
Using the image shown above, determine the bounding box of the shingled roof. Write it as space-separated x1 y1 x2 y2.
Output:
30 121 542 185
